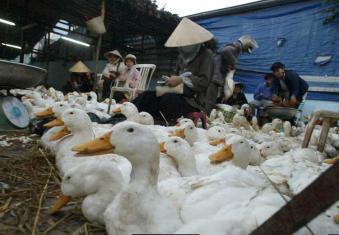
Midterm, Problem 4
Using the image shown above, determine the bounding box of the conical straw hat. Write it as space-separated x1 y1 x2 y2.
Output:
165 17 214 47
69 61 91 73
104 50 122 59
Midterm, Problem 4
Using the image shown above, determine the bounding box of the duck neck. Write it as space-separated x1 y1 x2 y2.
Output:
187 131 198 146
233 154 250 169
173 153 197 177
129 153 159 188
125 110 139 120
67 125 95 147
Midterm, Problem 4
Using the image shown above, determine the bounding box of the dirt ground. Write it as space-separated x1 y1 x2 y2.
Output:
0 131 106 235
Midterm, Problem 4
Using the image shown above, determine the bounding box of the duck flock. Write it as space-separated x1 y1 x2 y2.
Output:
5 86 339 235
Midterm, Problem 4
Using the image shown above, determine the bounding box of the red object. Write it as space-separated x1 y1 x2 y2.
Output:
119 98 128 104
186 112 207 129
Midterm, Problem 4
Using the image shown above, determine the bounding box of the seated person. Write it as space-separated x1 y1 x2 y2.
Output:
225 83 248 109
132 18 215 124
79 73 94 92
270 62 308 108
112 54 140 103
101 50 126 99
249 73 274 115
63 74 80 94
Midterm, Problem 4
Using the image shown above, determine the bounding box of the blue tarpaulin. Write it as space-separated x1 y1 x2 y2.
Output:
195 0 339 101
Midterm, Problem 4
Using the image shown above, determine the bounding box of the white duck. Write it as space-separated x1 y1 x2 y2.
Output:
113 102 154 125
259 141 284 159
161 136 198 177
208 135 252 169
260 148 326 196
261 118 283 134
232 104 251 129
73 121 182 235
176 118 194 127
36 102 70 151
53 108 131 180
171 122 202 146
207 126 226 142
60 159 126 224
247 140 263 165
72 123 290 235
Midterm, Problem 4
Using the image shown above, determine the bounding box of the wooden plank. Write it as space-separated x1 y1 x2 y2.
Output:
250 161 339 235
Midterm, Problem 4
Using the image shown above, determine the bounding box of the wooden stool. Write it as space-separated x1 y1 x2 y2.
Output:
302 110 339 152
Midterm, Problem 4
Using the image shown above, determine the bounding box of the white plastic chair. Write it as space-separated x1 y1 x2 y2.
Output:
110 64 156 99
107 64 156 113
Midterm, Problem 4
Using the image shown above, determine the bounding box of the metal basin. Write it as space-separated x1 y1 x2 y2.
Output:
0 60 47 89
265 106 299 120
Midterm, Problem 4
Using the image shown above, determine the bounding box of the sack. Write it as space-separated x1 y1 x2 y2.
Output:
85 16 106 36
155 83 184 97
223 70 235 100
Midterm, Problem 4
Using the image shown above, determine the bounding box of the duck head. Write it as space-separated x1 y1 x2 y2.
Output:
163 137 191 159
49 108 92 141
259 141 282 158
112 102 138 118
138 112 154 125
171 123 198 145
161 136 197 176
62 160 124 198
73 121 159 165
208 126 226 146
272 118 283 132
209 135 251 169
176 118 194 127
37 102 69 128
248 141 262 165
283 121 292 137
240 104 251 116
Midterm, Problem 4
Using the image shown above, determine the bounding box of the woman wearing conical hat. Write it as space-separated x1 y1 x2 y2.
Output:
132 17 215 124
100 50 126 99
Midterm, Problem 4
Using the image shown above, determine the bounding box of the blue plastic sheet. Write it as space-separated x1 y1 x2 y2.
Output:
196 0 339 101
197 0 339 75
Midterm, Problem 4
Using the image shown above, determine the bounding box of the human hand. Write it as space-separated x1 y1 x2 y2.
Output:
165 76 182 87
272 95 281 103
290 96 297 106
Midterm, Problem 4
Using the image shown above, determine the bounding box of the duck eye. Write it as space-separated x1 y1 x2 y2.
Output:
127 128 134 133
70 112 74 115
266 146 270 149
66 176 71 180
189 127 193 130
218 130 221 133
240 141 244 144
174 140 178 143
251 146 254 149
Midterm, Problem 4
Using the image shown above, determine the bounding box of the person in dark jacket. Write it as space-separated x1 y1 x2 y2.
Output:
132 17 215 123
206 35 259 113
225 83 248 108
270 62 308 108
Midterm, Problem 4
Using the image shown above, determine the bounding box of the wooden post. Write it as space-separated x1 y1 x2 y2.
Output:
92 0 106 94
317 118 331 152
250 161 339 235
45 31 51 85
302 113 318 148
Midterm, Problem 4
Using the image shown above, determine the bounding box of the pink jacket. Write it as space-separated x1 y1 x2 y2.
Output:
120 66 140 88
